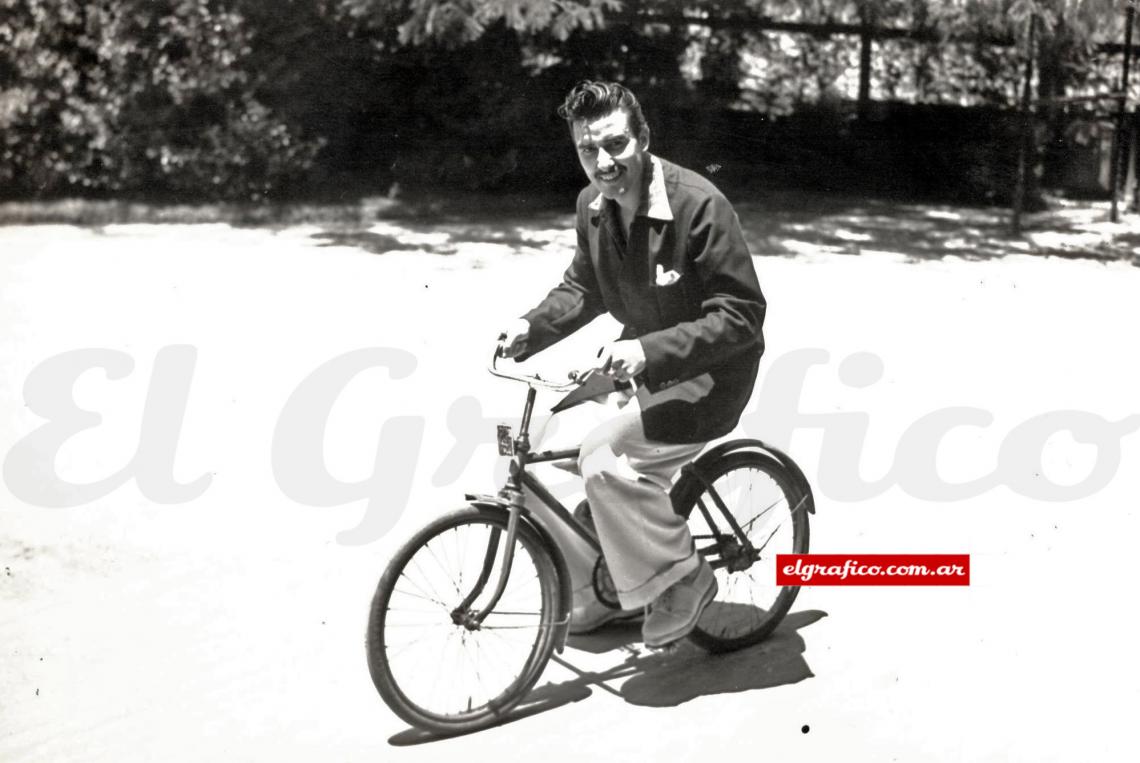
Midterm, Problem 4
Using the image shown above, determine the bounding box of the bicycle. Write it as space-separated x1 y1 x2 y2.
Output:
365 348 815 735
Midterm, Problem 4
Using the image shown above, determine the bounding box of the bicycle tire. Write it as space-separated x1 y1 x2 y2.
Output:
366 504 561 734
672 450 810 654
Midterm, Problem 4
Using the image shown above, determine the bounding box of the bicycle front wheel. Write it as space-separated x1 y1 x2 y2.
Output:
673 450 810 653
366 505 561 734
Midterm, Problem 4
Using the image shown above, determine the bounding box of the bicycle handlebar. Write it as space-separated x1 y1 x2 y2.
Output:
489 344 637 394
488 346 582 392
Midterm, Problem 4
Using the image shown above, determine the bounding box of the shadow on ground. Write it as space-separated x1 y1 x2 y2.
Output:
737 191 1139 263
566 608 826 707
308 191 1137 265
311 211 574 257
388 608 826 746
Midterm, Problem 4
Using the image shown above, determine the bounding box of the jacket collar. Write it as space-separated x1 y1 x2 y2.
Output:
587 155 673 221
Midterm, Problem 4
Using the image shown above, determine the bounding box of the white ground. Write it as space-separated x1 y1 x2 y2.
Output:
2 217 1139 761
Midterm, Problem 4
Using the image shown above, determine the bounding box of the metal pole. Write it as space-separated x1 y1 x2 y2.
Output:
1012 14 1037 236
1110 2 1135 222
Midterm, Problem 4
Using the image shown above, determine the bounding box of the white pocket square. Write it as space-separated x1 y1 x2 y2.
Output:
655 265 682 286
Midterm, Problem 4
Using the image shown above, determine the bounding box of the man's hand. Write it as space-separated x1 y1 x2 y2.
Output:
597 340 647 382
497 318 531 359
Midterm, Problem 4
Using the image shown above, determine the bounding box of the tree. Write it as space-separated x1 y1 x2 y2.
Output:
0 0 321 200
338 0 620 47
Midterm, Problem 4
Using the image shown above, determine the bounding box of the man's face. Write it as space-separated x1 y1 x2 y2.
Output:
570 108 649 209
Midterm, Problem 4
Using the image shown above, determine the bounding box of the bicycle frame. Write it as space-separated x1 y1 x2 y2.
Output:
456 351 813 635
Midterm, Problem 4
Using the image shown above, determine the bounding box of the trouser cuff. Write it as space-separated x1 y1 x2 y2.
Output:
615 550 701 609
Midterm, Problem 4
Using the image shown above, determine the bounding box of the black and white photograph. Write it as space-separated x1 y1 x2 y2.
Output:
2 1 1139 760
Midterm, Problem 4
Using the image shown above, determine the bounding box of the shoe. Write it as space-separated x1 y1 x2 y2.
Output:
572 500 595 538
641 558 718 648
569 594 642 635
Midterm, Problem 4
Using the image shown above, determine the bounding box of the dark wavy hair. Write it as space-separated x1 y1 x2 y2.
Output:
557 80 647 137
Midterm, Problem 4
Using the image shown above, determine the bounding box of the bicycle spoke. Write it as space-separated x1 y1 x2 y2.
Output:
754 515 794 557
422 628 458 709
457 525 469 595
738 495 786 534
456 633 485 708
385 628 447 661
390 581 450 610
739 491 808 535
478 623 548 631
425 543 458 597
408 555 452 610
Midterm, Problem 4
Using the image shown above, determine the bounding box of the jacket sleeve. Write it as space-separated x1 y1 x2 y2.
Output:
516 197 606 361
638 193 765 392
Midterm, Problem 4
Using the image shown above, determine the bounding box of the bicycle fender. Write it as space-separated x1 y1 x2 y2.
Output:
465 493 509 510
686 438 816 514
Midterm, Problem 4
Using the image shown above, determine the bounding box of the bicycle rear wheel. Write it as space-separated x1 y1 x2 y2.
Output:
366 505 561 734
673 450 810 653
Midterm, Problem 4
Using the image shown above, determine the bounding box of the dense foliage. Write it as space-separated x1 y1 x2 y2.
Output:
0 0 322 200
0 0 1134 201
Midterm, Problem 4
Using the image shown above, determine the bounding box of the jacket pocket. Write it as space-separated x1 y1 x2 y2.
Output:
653 277 695 322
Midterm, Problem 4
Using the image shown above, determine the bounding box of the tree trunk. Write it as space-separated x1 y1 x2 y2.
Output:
1036 23 1068 188
1125 114 1138 213
857 3 874 120
1012 14 1037 237
1111 2 1135 222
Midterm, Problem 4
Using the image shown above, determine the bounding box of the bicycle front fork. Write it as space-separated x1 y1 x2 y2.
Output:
451 489 526 630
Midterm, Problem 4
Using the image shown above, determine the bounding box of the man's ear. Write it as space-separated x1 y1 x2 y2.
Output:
639 126 651 152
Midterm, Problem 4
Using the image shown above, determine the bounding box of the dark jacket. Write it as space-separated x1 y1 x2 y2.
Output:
519 157 765 444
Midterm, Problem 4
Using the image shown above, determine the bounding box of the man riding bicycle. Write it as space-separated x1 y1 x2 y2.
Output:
498 80 766 648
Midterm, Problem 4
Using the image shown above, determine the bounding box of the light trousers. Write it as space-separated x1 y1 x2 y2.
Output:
524 378 710 609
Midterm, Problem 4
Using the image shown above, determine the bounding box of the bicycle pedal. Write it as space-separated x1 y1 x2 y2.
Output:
644 639 686 656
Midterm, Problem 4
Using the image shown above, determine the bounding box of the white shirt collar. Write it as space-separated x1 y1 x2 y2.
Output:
587 155 673 221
